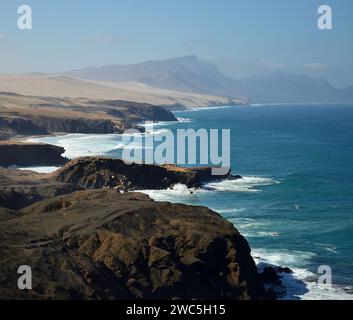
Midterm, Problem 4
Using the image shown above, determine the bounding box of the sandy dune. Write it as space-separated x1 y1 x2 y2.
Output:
0 74 240 108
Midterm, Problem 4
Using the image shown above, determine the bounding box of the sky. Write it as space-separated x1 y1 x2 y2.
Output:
0 0 353 87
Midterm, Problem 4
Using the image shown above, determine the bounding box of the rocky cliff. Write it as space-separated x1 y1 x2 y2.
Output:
0 189 263 300
0 157 232 210
0 158 264 300
28 116 118 134
52 157 232 190
0 142 68 167
0 93 177 139
0 116 49 140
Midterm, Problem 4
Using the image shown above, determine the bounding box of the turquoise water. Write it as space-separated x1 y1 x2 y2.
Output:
174 105 353 299
30 104 353 299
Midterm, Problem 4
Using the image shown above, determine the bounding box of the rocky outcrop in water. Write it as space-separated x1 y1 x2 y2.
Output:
0 157 232 210
0 189 264 300
52 157 232 190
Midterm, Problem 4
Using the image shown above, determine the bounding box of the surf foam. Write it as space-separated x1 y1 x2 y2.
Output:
253 248 353 300
205 176 280 193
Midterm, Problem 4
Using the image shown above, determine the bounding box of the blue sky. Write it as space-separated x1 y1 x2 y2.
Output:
0 0 353 87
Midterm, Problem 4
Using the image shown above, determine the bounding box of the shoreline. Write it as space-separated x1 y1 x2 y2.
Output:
2 104 353 300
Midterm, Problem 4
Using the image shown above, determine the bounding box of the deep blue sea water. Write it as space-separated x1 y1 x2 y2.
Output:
29 104 353 299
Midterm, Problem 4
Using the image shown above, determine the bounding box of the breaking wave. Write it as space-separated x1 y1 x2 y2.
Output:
205 176 280 193
253 248 353 300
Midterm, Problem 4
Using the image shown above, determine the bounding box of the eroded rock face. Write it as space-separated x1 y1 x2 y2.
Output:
0 190 263 300
29 116 118 134
0 142 68 167
0 157 232 211
0 160 261 300
0 116 48 140
0 168 82 210
0 93 177 139
52 157 231 190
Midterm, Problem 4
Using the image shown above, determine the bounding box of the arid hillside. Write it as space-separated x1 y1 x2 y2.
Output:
0 91 176 139
0 74 243 108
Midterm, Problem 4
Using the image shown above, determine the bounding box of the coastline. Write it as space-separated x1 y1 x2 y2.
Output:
0 155 265 299
2 104 353 300
13 109 301 299
0 104 270 299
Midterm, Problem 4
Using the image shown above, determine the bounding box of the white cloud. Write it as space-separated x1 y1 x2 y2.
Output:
258 58 286 69
0 33 5 40
304 63 327 70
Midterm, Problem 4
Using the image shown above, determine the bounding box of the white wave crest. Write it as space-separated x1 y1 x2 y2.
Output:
177 117 194 123
253 248 353 300
215 208 246 214
139 184 200 202
27 134 121 159
205 176 280 192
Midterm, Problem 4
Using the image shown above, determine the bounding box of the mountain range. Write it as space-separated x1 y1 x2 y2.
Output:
1 56 352 108
64 55 353 104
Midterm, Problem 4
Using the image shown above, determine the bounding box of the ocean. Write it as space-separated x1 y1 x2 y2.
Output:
28 104 353 300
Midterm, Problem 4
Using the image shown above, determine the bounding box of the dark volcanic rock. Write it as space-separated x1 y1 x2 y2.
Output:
0 190 263 300
0 168 82 210
0 156 231 210
0 159 261 300
51 157 231 190
0 116 48 140
137 104 177 122
259 267 282 286
29 116 118 134
0 142 68 167
0 183 81 210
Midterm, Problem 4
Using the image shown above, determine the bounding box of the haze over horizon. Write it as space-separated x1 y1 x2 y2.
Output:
1 0 353 88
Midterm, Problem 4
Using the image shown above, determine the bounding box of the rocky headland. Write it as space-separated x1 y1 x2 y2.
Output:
0 92 177 169
0 157 265 300
0 142 68 167
52 157 232 190
0 189 263 300
0 92 177 140
0 157 232 210
0 91 281 300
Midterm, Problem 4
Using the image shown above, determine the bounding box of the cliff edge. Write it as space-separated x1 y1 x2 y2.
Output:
0 190 263 300
0 142 68 167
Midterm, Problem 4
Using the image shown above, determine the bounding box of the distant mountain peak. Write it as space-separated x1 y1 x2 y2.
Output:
63 56 353 104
